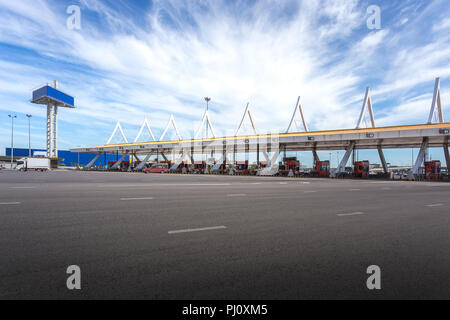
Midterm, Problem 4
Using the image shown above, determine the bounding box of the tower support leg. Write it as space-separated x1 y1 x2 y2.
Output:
46 104 53 158
52 105 58 159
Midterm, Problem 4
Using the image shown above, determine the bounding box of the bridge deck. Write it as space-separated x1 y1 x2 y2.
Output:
71 122 450 154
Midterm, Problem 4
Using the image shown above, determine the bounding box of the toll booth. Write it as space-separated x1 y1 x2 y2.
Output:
194 161 207 174
107 160 130 171
279 157 300 176
214 161 227 174
175 162 189 174
354 161 370 178
259 161 268 169
424 161 441 180
312 160 330 177
131 161 141 171
235 161 249 175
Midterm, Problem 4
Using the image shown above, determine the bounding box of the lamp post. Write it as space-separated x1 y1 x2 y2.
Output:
77 145 81 168
204 97 211 139
8 114 17 168
26 114 32 157
204 97 211 164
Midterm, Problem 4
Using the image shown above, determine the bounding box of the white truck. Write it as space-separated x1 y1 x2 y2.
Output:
16 157 50 171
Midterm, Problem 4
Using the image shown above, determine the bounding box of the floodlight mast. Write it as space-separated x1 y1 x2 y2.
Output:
31 80 75 160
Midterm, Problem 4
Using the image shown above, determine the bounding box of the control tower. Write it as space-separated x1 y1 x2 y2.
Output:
31 81 75 158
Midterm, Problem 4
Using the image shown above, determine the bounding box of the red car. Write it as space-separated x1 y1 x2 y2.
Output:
144 164 169 174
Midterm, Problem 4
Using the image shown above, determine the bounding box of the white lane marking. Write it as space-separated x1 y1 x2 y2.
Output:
168 226 227 234
0 202 21 205
349 189 361 191
279 182 288 185
302 182 311 184
10 187 36 189
182 184 232 186
120 197 154 201
426 203 444 207
304 190 317 194
104 183 231 188
337 212 366 217
227 194 247 197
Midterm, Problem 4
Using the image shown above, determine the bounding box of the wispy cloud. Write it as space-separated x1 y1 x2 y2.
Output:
0 0 449 152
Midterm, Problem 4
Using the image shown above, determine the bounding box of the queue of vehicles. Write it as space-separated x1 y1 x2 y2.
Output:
134 157 375 179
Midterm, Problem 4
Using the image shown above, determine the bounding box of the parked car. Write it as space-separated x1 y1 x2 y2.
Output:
144 163 169 174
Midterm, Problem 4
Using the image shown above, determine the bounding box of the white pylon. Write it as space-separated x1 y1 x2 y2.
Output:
428 77 444 124
160 115 182 141
106 121 128 145
235 103 257 136
356 87 376 129
286 96 309 133
134 118 156 142
194 109 216 139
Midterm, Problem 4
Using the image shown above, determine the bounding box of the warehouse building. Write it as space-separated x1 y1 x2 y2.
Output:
5 148 121 167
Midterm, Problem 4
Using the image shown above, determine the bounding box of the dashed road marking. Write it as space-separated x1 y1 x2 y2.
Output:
10 187 36 189
337 212 366 217
426 203 444 207
227 194 247 197
120 197 154 201
304 190 317 194
168 226 227 234
0 202 21 205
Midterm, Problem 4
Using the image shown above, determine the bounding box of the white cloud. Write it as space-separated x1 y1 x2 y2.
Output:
0 0 449 152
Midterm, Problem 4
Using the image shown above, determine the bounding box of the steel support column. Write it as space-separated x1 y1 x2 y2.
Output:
135 152 154 171
84 153 101 169
111 155 127 170
312 143 320 165
444 136 450 170
377 144 388 174
335 141 356 176
411 137 429 178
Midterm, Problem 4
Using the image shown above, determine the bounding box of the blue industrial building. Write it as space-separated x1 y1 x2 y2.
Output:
5 148 123 167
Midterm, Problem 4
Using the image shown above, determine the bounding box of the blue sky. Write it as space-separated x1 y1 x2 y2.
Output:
0 0 449 166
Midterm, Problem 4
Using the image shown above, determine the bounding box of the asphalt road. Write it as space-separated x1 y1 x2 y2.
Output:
1 170 450 300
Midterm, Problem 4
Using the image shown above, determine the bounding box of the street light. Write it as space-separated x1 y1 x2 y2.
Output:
204 97 211 139
77 145 81 168
26 114 32 157
8 114 17 168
